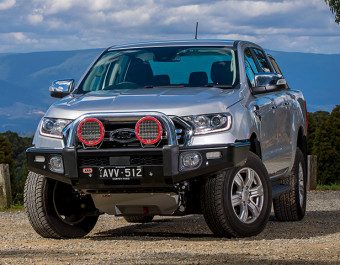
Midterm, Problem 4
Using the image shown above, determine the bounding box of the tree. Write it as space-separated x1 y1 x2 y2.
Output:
307 107 340 185
307 111 330 154
325 0 340 24
0 134 16 197
327 105 340 184
0 131 33 202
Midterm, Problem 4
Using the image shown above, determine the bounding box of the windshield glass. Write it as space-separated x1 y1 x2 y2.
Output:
77 46 238 93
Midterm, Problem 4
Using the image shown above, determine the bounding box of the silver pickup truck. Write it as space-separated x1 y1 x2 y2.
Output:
25 40 308 238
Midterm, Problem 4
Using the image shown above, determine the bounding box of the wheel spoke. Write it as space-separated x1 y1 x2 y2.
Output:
249 185 263 198
240 204 249 222
232 193 242 207
245 168 255 187
248 200 260 218
234 173 244 188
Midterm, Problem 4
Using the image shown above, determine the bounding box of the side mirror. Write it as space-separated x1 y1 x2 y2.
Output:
49 79 74 98
251 73 287 94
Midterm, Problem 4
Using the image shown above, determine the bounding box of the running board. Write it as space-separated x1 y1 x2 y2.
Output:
272 184 292 198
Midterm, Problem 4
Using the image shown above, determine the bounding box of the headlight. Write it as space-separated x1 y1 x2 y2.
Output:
182 113 232 135
40 118 72 138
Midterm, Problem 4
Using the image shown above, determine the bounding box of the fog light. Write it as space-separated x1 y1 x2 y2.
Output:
48 155 64 174
206 151 222 159
180 152 202 171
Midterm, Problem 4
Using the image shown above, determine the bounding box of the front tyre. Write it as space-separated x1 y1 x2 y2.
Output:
201 152 272 237
24 172 98 239
273 148 307 221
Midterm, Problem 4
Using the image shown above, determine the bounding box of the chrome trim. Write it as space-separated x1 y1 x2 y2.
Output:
172 116 194 147
63 112 177 148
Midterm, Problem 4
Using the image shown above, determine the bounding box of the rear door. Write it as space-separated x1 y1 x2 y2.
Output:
268 55 294 170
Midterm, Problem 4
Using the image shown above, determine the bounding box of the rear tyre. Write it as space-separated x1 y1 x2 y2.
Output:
201 152 272 237
124 215 154 223
24 172 98 239
273 148 307 221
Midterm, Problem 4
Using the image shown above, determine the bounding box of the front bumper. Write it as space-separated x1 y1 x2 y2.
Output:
27 143 249 192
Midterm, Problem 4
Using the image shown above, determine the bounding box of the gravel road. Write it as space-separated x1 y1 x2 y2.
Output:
0 190 339 264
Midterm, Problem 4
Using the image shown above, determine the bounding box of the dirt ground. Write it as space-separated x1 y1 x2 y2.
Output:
0 190 339 265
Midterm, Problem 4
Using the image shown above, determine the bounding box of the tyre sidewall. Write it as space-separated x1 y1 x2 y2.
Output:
43 177 98 238
293 148 307 219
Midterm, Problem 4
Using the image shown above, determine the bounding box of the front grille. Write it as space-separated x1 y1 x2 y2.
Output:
78 155 163 167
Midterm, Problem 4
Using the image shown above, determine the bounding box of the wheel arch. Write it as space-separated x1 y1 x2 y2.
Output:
297 126 307 168
249 133 262 159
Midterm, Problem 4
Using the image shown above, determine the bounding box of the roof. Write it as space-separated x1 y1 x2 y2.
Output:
108 39 238 51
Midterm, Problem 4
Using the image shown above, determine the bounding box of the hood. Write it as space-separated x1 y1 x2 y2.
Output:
45 87 241 119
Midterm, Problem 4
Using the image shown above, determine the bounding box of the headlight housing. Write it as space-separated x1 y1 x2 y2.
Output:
40 118 72 138
182 113 232 135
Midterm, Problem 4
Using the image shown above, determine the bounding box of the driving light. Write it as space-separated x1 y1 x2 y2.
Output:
48 155 64 174
40 118 72 138
180 152 202 171
135 117 163 145
77 118 105 146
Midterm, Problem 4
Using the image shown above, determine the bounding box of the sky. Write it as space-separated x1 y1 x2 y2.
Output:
0 0 339 54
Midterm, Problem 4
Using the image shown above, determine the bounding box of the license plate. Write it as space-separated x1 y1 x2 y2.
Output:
98 166 143 180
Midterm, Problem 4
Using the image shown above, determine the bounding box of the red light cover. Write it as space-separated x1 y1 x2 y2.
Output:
135 117 163 145
77 118 105 146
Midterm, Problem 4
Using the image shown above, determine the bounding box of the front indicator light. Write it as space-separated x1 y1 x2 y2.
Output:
206 151 222 159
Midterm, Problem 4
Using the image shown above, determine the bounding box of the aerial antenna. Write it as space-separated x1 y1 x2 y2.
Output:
195 22 198 39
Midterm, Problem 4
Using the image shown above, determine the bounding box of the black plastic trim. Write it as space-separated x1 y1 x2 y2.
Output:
26 142 250 190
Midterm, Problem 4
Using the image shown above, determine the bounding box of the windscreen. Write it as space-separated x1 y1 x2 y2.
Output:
78 46 238 92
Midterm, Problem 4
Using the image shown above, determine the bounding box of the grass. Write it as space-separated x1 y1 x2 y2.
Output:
316 183 340 191
0 204 24 212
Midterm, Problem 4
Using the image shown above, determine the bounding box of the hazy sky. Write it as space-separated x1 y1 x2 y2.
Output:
0 0 339 54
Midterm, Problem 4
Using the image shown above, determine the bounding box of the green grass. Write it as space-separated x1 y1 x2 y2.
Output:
316 183 340 191
0 204 24 212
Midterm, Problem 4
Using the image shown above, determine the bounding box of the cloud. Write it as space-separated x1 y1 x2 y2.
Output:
0 0 15 10
2 32 38 43
27 13 43 25
0 0 339 54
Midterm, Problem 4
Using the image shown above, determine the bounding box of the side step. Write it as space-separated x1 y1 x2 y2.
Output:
272 184 292 198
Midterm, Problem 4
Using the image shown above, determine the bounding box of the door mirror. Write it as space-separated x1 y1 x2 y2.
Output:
49 79 74 98
251 73 287 94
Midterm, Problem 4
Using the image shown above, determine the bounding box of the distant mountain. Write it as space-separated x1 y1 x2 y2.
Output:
0 49 102 134
0 48 339 134
268 50 339 113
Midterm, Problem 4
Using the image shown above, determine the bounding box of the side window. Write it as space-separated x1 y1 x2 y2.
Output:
253 49 271 72
268 56 283 75
244 48 258 87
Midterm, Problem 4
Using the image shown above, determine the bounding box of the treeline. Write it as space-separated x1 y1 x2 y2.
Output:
0 106 339 203
0 131 32 203
307 105 339 185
